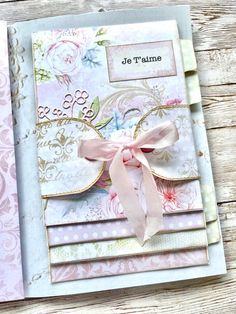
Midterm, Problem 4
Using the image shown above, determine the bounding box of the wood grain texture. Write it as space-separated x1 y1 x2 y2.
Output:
0 0 236 52
0 0 235 313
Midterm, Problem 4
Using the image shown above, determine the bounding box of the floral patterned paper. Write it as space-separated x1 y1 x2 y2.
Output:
32 21 187 123
0 21 24 302
45 178 203 226
32 22 203 228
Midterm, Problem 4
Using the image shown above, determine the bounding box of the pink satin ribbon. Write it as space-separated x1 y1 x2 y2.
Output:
78 121 179 245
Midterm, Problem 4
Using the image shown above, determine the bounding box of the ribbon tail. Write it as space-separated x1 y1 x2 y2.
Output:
133 148 164 242
109 147 146 245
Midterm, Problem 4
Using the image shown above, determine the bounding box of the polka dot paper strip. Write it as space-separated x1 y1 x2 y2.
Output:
47 211 205 246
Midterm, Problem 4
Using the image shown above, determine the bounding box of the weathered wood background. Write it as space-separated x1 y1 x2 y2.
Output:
0 0 236 313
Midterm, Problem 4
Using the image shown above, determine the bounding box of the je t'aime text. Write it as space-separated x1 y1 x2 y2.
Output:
121 55 162 65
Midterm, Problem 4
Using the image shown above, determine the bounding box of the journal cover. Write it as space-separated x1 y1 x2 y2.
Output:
32 21 208 278
1 5 225 300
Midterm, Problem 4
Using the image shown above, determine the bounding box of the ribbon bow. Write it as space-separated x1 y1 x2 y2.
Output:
78 121 179 245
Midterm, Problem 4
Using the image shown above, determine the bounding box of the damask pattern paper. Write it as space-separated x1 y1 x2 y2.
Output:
0 21 24 302
50 229 208 264
134 105 199 179
47 212 205 246
37 119 104 197
50 248 209 283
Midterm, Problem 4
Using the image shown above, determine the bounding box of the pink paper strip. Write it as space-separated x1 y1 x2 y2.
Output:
47 212 205 246
50 248 208 283
0 21 24 302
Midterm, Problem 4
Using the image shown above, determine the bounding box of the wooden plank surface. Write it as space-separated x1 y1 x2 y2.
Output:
0 0 236 313
0 1 235 52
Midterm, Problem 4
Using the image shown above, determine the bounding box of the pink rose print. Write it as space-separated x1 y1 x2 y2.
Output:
46 29 96 87
156 178 197 213
47 40 83 76
52 28 95 52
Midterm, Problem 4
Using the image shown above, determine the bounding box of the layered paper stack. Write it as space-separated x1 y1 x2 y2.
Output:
0 5 226 302
33 20 211 280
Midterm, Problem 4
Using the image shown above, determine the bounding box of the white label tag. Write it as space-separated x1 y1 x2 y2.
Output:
106 40 176 82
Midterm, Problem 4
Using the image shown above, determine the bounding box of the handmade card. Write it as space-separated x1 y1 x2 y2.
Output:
31 20 209 277
0 5 225 302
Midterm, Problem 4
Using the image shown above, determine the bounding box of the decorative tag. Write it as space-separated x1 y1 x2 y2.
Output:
37 118 104 197
106 40 176 82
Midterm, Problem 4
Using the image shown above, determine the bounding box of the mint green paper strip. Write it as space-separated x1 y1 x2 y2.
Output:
185 72 202 105
50 229 208 264
180 39 197 72
180 40 201 104
181 40 220 241
207 220 221 244
181 40 219 222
